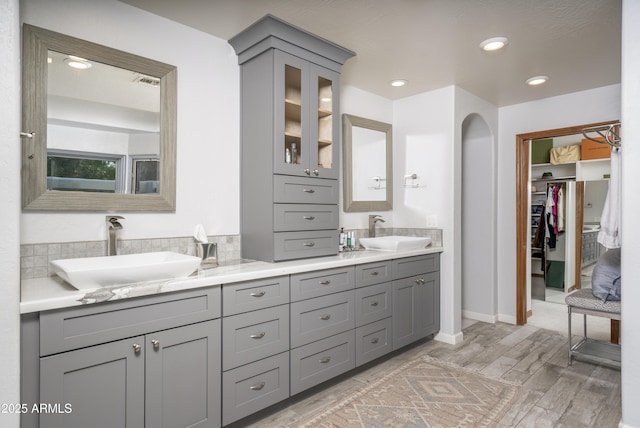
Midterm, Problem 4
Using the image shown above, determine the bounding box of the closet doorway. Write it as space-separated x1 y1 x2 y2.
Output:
515 120 617 325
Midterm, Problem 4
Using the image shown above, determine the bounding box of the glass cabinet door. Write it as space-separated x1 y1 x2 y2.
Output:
274 51 340 179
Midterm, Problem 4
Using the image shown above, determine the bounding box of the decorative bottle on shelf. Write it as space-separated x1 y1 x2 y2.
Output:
291 143 297 164
285 148 291 164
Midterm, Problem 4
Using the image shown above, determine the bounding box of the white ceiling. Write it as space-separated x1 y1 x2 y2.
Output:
121 0 621 107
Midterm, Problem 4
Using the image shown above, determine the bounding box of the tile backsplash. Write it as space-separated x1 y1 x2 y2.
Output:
21 228 442 280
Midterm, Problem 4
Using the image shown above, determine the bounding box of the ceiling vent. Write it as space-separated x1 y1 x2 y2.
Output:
133 74 161 87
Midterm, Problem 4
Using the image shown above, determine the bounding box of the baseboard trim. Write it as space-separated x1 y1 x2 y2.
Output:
498 313 517 325
462 310 498 324
434 331 464 345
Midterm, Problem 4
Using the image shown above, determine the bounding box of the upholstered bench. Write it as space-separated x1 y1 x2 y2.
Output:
565 288 621 369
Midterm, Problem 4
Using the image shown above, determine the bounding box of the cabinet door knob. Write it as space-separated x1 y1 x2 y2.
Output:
370 337 380 344
151 339 160 350
304 168 311 175
320 314 331 320
414 279 421 285
303 215 315 220
250 332 266 339
319 280 331 285
319 357 331 364
303 242 315 247
250 381 266 391
371 301 379 307
250 291 266 298
313 169 319 176
132 343 142 354
303 188 315 193
370 271 379 276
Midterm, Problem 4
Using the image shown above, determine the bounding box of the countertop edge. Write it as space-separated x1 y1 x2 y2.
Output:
20 247 443 314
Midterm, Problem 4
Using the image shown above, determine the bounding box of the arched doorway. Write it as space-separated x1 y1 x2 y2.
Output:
462 114 496 321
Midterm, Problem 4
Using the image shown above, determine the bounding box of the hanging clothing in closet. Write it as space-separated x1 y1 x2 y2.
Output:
545 183 565 248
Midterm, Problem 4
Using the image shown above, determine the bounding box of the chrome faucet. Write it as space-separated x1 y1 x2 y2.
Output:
368 214 385 238
106 216 124 256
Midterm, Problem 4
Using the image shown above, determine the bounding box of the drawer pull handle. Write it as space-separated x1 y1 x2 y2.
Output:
370 271 379 276
250 291 266 298
303 215 315 220
303 188 315 193
151 339 160 350
320 314 331 320
371 301 379 307
303 242 315 247
313 169 319 176
250 382 266 391
319 280 331 285
419 278 426 284
250 332 266 339
304 168 311 175
319 357 331 364
370 337 380 344
132 343 142 354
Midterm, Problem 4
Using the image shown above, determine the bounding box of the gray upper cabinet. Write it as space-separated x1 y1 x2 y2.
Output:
229 15 355 262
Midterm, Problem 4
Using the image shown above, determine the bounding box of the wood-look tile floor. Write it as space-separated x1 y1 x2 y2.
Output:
233 321 621 428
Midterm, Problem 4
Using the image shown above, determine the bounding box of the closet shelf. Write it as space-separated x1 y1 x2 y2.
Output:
532 175 576 182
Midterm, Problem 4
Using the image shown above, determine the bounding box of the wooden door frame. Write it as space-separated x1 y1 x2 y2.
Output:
515 120 617 325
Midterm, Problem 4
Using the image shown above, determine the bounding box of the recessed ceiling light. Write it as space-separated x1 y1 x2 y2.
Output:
479 37 508 52
526 75 549 86
390 79 408 87
64 56 92 70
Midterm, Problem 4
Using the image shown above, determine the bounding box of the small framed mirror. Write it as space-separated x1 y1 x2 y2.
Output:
342 114 393 212
21 24 177 211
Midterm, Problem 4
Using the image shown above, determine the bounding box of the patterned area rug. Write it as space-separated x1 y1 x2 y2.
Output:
299 356 520 428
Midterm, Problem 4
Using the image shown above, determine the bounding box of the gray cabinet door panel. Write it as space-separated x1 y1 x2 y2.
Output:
419 272 440 339
355 317 393 367
222 305 289 370
355 282 392 327
274 203 338 231
290 330 355 395
274 230 338 261
222 351 290 426
290 290 355 348
145 320 221 428
40 336 145 428
40 287 221 356
290 266 355 301
392 254 440 280
355 261 392 287
222 276 289 316
392 277 420 350
274 175 338 204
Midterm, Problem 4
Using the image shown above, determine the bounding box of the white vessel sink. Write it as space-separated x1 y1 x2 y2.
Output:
50 252 201 290
359 236 432 251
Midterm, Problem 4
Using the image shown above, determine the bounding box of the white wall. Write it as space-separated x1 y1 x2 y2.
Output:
497 84 621 318
20 0 240 243
621 1 640 425
0 0 21 426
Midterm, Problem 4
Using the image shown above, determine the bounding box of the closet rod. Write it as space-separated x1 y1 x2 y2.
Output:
581 123 621 148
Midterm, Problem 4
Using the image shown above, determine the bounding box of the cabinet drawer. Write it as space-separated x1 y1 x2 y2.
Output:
274 230 338 261
222 276 289 316
39 287 221 356
222 305 289 371
290 330 355 395
392 254 440 280
274 175 338 204
222 351 289 426
274 203 338 231
291 290 355 348
291 266 355 302
355 261 392 287
356 317 393 367
355 282 392 327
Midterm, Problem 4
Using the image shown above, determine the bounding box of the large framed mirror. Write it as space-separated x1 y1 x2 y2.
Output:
21 24 177 211
342 114 392 212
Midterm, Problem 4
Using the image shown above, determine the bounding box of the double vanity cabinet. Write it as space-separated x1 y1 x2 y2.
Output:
21 251 440 428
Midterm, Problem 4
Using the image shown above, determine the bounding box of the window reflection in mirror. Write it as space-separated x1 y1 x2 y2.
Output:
47 50 161 195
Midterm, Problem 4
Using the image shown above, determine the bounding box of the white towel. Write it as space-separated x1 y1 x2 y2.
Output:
598 147 621 248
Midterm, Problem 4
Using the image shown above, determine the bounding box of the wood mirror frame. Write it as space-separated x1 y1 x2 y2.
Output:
342 114 393 212
21 24 177 211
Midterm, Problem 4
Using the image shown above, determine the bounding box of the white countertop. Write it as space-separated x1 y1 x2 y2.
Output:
20 247 443 314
